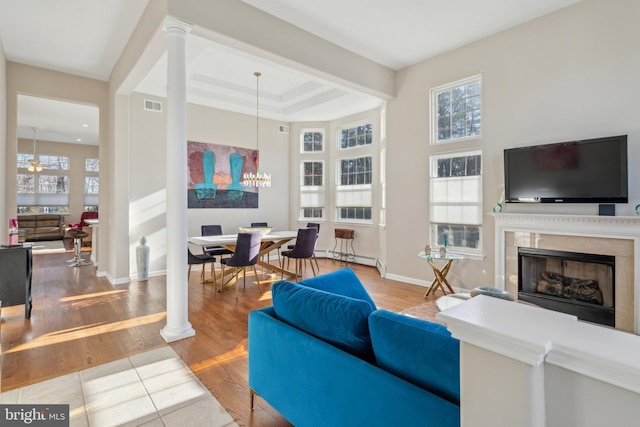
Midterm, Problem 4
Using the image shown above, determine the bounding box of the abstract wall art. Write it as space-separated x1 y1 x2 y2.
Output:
187 140 259 208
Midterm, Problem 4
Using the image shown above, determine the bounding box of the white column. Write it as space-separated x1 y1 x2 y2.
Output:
160 17 195 343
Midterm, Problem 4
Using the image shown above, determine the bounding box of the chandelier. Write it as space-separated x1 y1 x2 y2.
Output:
242 71 271 188
27 127 43 172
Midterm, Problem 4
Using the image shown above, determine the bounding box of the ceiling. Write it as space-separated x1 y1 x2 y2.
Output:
0 0 582 146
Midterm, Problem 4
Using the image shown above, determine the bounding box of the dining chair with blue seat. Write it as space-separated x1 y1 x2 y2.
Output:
220 231 262 298
281 227 318 281
188 248 217 284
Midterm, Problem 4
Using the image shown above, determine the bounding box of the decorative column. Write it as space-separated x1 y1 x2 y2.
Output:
160 17 195 343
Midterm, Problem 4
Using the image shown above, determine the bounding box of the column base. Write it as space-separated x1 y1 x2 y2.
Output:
160 323 196 343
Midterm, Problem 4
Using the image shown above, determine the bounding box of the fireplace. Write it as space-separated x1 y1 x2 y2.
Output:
518 248 615 326
493 213 640 333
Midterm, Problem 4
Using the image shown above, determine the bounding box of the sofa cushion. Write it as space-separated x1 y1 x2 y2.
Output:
18 218 37 229
368 309 460 404
272 280 374 360
298 267 376 310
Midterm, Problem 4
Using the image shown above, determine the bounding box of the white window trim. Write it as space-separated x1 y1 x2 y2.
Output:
429 149 483 257
300 128 325 153
430 74 482 145
337 120 374 151
299 160 325 221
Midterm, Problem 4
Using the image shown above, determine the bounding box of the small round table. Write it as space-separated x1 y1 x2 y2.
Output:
435 293 471 312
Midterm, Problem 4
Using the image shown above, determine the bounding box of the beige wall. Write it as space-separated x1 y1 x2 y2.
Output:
385 0 640 289
128 92 291 276
16 139 98 222
5 63 108 255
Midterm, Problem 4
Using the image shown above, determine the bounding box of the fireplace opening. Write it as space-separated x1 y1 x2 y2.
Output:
518 248 615 327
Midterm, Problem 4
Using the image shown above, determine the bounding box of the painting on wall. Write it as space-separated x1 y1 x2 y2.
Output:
187 140 259 208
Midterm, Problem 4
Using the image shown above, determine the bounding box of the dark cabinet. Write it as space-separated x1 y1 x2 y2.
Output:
0 246 33 318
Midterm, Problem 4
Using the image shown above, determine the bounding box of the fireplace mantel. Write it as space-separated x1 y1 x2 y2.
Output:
493 213 640 333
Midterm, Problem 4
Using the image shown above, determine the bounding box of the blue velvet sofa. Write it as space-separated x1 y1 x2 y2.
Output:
248 268 460 427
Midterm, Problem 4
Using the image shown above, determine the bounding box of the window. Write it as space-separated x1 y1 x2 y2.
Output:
85 157 99 172
431 75 481 144
339 156 372 185
300 161 324 220
301 130 324 152
39 155 69 170
17 173 69 214
340 124 372 149
336 156 372 222
429 150 482 253
84 157 99 210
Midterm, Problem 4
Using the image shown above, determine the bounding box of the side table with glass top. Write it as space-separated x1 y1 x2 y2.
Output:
417 251 464 297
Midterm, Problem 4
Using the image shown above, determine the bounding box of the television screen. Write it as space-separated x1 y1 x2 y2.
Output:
504 135 628 203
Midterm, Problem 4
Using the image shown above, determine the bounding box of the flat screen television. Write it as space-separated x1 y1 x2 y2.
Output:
504 135 628 203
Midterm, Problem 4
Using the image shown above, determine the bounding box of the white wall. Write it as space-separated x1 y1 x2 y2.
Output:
386 0 640 289
128 92 290 276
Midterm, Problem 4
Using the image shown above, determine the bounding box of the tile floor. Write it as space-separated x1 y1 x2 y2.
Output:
1 346 238 427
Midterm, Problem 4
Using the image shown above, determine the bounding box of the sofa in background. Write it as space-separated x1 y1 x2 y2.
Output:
17 214 65 242
248 268 460 427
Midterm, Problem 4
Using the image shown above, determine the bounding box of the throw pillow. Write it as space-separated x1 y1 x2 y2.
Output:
298 267 376 310
272 280 374 360
368 309 460 404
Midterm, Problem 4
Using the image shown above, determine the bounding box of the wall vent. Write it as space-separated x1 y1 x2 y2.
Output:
278 124 289 134
144 99 162 112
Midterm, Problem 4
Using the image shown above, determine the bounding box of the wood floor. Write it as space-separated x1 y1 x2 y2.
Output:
1 247 440 426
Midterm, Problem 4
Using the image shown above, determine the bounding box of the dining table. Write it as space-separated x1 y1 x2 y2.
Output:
188 230 299 287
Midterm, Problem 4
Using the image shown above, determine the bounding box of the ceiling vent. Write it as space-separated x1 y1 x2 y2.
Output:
278 124 289 134
144 99 162 112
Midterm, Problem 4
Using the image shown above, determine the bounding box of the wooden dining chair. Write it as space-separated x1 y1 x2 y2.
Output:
220 231 262 298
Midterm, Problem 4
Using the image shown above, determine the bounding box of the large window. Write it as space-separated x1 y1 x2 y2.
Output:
84 157 99 211
300 161 324 220
17 173 69 214
340 124 372 149
17 153 70 213
431 75 481 144
429 150 482 253
336 156 372 222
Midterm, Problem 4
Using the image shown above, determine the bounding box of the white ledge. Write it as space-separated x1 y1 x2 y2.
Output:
437 295 640 393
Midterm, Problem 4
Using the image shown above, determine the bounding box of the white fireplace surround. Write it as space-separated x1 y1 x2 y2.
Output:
493 213 640 333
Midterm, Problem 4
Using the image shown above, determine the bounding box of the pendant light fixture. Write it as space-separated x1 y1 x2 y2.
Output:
242 71 271 188
27 127 43 172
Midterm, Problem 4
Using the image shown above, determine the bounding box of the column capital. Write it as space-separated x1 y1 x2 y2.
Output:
163 17 193 34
